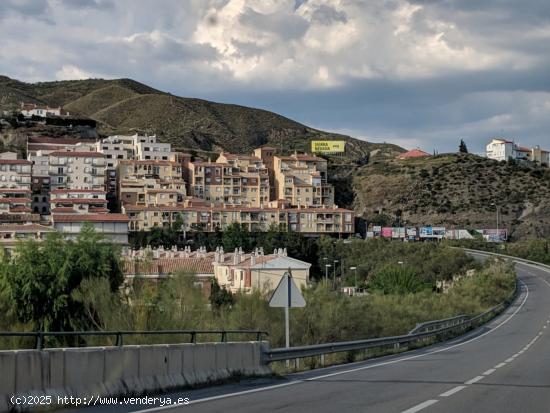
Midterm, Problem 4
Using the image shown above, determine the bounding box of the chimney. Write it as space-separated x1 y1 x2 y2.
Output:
283 247 287 257
251 254 256 266
234 248 239 265
220 246 225 262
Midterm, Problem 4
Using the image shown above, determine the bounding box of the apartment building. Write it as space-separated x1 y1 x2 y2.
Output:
117 159 186 207
187 156 270 207
0 223 55 250
0 188 32 216
215 152 270 207
273 152 334 207
52 214 129 244
122 201 354 234
0 153 32 191
49 151 106 191
486 138 549 166
50 189 109 214
133 135 176 161
27 136 97 157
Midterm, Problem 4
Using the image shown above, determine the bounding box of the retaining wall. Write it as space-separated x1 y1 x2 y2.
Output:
0 342 271 412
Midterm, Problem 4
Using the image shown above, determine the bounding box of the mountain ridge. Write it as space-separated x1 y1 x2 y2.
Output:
0 75 404 159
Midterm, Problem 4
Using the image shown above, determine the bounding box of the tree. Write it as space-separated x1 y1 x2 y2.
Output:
0 224 124 331
209 278 234 311
222 223 250 251
459 139 468 154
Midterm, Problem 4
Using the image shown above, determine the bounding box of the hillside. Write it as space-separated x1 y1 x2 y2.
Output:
353 153 550 239
0 75 403 160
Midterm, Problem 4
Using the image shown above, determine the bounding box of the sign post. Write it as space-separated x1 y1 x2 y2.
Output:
269 270 306 351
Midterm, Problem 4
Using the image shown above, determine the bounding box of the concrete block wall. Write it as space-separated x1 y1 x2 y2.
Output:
0 342 271 412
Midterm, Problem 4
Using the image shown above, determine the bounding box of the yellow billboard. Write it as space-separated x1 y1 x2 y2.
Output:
311 140 346 153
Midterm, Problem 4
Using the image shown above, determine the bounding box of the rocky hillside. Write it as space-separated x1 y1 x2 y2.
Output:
0 75 403 160
353 154 550 240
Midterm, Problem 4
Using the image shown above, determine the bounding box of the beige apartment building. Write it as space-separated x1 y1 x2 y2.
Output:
117 159 186 207
273 152 334 207
122 199 354 234
49 151 106 191
187 154 270 207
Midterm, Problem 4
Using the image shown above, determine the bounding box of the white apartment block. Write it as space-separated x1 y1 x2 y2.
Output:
133 135 176 161
0 153 32 190
20 103 69 117
486 138 549 166
49 151 106 191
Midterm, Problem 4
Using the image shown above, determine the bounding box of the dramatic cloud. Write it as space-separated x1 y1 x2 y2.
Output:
1 0 549 152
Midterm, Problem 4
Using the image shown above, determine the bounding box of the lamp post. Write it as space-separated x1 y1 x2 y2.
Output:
333 260 339 289
350 266 357 290
491 202 501 242
325 264 331 284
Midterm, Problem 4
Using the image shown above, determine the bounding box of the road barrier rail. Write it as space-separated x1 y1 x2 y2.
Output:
264 249 528 364
0 329 268 350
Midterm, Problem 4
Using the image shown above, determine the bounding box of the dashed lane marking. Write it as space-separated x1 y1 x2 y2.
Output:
401 399 439 413
439 386 467 397
465 376 484 385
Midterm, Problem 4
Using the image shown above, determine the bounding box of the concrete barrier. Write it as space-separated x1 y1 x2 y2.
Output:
0 341 270 412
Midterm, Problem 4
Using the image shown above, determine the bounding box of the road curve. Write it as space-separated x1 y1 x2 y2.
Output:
71 255 550 413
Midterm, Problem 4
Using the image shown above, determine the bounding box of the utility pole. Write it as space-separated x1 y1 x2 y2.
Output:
350 266 357 290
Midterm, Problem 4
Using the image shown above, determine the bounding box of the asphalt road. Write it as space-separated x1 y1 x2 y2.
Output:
71 256 550 413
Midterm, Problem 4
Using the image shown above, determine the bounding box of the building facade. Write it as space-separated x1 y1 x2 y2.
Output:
273 153 334 207
49 151 106 191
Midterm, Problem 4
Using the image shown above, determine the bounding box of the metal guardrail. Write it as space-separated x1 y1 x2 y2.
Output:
264 249 527 364
0 329 268 350
408 314 470 335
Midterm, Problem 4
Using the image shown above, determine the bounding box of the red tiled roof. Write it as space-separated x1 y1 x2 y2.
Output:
122 203 354 214
9 206 32 213
0 198 31 203
0 159 32 165
119 159 179 166
122 258 214 276
53 214 129 223
49 151 104 157
28 136 96 145
51 198 107 204
517 146 531 152
51 207 77 213
0 224 55 232
397 149 432 159
88 207 110 213
0 189 32 194
51 189 106 194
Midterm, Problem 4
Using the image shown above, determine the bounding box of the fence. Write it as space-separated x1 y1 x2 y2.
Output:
0 330 268 350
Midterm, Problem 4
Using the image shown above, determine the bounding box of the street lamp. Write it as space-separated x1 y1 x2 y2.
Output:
333 260 339 288
325 264 331 284
491 202 501 241
350 266 357 289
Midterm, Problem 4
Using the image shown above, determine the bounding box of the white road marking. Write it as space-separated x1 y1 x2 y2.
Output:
130 269 532 413
505 357 515 362
439 386 466 397
401 399 439 413
494 363 506 369
465 376 484 385
483 368 496 375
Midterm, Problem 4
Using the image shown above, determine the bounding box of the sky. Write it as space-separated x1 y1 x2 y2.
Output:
1 0 549 153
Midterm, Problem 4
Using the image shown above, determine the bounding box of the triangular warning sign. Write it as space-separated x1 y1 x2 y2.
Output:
269 272 306 308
